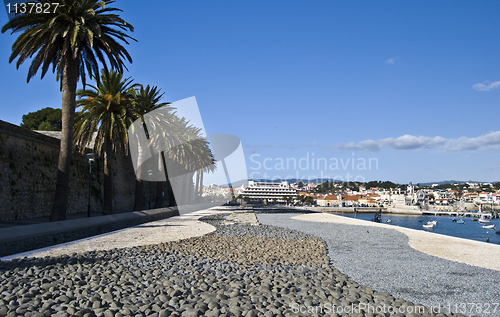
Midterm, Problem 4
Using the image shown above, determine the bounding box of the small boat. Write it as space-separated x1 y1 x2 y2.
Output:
482 224 496 229
386 219 392 223
428 220 438 225
456 219 465 224
496 230 500 235
423 222 434 229
452 218 457 222
478 209 492 223
471 218 478 221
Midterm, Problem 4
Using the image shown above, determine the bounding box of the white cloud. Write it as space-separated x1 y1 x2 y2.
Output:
445 131 500 151
386 57 398 65
381 135 446 150
334 131 500 152
249 131 500 153
337 140 381 152
472 81 500 92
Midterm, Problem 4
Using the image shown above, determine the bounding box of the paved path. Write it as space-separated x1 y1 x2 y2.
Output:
295 212 500 271
223 209 259 225
1 209 227 260
257 212 500 317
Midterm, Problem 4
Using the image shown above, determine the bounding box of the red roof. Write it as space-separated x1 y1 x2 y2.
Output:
325 195 338 200
342 195 360 201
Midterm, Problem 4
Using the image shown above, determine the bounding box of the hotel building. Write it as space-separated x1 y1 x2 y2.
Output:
240 181 298 201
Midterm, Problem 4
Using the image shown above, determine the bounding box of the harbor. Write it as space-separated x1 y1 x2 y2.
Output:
339 212 500 245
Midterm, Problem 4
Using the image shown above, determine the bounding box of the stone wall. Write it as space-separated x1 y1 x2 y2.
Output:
0 120 164 221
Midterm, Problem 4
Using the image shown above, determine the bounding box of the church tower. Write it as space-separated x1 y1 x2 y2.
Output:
407 181 415 204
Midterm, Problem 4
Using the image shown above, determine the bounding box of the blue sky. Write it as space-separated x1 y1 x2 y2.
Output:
1 1 499 185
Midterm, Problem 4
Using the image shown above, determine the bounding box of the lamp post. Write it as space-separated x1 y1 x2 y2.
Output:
86 153 96 217
148 170 153 209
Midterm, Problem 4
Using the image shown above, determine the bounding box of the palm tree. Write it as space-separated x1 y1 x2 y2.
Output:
2 0 135 221
128 94 216 209
156 119 216 207
130 85 174 210
73 69 139 214
190 139 217 204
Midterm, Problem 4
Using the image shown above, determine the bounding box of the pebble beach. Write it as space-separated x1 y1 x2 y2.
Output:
1 208 497 317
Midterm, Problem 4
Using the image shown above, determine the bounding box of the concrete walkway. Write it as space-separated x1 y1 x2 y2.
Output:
1 209 229 260
294 212 500 271
223 209 260 225
0 208 179 257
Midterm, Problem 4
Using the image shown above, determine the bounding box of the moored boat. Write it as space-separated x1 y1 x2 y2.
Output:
456 219 465 224
423 222 434 229
482 224 496 229
479 218 492 223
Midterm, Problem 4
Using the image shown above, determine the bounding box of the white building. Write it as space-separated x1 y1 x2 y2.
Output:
240 181 297 201
390 181 428 208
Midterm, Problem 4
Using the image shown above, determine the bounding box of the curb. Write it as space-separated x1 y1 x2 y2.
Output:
0 208 179 257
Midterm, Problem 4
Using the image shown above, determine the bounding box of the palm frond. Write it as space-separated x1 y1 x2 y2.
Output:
2 0 136 88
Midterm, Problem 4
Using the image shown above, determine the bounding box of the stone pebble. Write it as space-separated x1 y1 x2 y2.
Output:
0 212 472 317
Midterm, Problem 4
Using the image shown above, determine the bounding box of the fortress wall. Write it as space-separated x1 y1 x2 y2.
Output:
0 120 161 221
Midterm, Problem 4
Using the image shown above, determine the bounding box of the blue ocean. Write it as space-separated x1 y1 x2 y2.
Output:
339 213 500 245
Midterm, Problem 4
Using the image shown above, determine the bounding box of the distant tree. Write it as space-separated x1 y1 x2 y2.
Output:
304 196 315 205
21 107 62 131
348 182 360 192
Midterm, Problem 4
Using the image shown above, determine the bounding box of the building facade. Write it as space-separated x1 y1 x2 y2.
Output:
240 181 297 201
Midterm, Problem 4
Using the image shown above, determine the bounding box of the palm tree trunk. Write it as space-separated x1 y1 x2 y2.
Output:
199 172 204 198
161 152 176 207
165 179 176 207
194 170 200 202
154 151 164 208
133 137 144 211
50 56 79 222
133 179 144 211
103 137 113 214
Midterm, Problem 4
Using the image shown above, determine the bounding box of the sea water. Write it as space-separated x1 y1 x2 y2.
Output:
340 213 500 245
